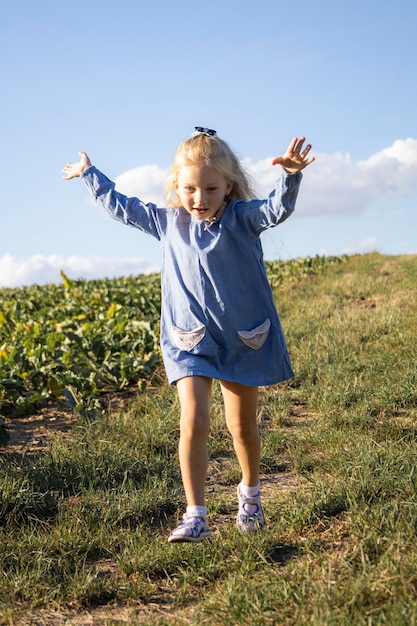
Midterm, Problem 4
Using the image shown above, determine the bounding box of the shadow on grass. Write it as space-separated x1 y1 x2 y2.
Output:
265 543 299 566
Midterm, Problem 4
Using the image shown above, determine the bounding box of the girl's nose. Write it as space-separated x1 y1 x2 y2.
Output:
193 191 205 206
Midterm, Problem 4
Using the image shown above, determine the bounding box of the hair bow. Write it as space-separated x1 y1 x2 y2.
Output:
191 127 217 137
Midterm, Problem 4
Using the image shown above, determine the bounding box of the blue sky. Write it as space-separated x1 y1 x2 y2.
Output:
1 0 416 287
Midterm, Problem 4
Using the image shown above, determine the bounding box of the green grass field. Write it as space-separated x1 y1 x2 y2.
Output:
1 253 417 625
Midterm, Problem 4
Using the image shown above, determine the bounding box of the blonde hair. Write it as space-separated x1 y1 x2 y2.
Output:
164 134 255 208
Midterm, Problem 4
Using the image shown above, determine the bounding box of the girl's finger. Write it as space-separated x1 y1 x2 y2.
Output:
287 137 298 154
292 137 305 154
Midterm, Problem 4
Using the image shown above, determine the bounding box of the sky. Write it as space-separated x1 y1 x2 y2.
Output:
1 0 416 288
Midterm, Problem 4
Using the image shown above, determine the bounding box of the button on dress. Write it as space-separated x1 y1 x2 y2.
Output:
82 166 302 386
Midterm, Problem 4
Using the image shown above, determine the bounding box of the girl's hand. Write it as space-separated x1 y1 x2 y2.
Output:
272 137 315 173
61 151 92 180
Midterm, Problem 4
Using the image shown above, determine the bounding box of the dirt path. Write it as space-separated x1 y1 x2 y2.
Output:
1 405 77 457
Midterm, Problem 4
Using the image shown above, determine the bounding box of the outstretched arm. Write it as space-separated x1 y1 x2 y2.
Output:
272 137 315 173
62 151 92 180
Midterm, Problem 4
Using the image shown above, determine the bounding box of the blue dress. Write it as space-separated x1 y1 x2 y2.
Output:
81 166 302 386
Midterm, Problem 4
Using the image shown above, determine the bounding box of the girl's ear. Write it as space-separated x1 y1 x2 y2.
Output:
226 180 234 195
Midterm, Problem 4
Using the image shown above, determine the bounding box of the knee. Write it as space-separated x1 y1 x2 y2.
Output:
180 409 210 440
227 418 259 443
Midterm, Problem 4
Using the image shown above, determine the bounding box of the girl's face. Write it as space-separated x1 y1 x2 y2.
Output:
176 165 233 221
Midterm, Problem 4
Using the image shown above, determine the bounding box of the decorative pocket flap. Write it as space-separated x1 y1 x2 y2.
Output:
237 319 271 350
172 325 206 351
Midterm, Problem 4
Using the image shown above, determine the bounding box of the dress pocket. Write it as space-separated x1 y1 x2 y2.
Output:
171 324 206 351
237 319 271 350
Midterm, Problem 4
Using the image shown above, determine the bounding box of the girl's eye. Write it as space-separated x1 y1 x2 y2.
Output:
207 188 217 192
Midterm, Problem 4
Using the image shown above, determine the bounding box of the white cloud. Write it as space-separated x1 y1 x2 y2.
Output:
246 138 417 216
115 164 168 206
0 253 159 289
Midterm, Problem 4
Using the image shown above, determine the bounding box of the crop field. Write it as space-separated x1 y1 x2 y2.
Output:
1 253 417 625
0 271 162 428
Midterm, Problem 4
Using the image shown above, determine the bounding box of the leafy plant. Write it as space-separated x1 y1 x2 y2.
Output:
0 272 161 418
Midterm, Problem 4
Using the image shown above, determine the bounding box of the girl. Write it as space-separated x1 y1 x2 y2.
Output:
62 128 314 543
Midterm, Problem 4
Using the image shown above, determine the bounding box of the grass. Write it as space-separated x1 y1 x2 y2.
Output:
1 252 417 624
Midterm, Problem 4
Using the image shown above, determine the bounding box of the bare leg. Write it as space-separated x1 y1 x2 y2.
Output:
220 380 260 487
176 376 212 506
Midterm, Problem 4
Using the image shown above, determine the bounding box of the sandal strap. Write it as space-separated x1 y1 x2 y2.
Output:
168 515 211 542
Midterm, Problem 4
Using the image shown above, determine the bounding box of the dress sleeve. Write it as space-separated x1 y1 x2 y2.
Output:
81 166 166 241
240 169 303 235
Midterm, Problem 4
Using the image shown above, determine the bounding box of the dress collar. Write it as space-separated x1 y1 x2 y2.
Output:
203 201 228 230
